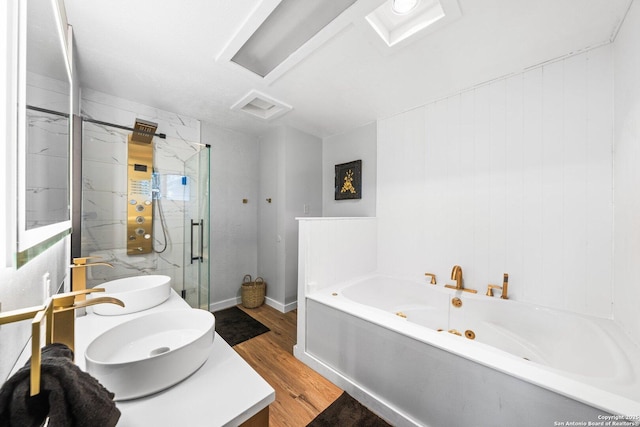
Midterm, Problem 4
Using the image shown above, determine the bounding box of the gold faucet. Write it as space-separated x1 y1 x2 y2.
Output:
424 272 437 284
486 274 509 299
444 265 477 294
0 289 124 396
71 257 113 301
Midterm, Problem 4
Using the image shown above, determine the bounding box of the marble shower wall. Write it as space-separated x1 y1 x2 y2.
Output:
80 89 202 291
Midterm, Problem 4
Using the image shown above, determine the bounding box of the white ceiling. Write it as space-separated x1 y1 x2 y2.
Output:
64 0 633 139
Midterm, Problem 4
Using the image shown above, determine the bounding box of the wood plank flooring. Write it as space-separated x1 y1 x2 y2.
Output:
234 304 343 427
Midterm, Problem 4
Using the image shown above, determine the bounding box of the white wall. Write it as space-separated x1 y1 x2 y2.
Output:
284 127 322 305
258 127 282 304
377 44 614 318
323 122 377 217
203 122 259 310
258 126 322 311
613 0 640 344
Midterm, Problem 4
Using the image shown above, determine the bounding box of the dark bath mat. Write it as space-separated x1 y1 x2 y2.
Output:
213 306 270 347
307 392 393 427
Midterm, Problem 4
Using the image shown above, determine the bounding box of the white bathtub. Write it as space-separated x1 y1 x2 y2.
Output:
298 275 640 426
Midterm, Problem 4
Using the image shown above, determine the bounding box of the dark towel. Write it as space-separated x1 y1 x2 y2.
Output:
0 343 120 427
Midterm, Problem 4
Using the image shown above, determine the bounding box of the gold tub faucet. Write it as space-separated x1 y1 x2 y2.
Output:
0 289 124 396
486 274 509 299
424 273 437 284
444 265 477 294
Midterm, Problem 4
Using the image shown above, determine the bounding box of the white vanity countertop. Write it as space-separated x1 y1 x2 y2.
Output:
12 292 275 426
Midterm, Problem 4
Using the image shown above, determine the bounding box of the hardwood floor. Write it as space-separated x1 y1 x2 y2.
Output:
234 304 343 427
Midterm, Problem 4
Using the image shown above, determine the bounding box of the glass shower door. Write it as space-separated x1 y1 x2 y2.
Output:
183 147 210 310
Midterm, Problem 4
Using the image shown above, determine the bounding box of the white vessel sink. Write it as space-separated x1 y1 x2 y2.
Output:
90 275 171 316
85 309 215 400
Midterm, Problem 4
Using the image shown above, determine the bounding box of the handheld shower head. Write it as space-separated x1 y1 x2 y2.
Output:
131 119 158 144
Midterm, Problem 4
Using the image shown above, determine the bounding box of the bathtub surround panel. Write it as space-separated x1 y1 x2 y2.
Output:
305 299 606 427
296 218 377 356
377 44 614 319
377 106 428 282
613 0 640 346
81 89 202 291
297 218 377 292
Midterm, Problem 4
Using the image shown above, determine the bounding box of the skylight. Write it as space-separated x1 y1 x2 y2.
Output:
231 0 358 77
365 0 461 50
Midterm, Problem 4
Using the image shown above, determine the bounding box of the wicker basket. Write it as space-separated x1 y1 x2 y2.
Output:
241 274 266 308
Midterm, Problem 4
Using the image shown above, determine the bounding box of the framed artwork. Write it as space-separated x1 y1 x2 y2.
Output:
335 160 362 200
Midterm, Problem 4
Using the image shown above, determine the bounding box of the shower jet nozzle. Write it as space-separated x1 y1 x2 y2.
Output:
131 119 158 144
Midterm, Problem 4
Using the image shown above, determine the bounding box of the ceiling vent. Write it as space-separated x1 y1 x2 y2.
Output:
231 90 293 121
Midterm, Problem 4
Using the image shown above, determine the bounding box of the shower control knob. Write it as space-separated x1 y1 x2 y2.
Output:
136 216 145 224
136 205 145 212
135 228 145 235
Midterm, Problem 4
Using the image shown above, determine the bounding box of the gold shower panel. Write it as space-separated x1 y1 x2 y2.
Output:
127 120 156 255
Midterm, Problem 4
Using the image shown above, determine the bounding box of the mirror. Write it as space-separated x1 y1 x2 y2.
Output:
17 0 72 253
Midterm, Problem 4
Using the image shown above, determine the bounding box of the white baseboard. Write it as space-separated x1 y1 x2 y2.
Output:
209 296 297 313
265 296 297 313
209 297 242 312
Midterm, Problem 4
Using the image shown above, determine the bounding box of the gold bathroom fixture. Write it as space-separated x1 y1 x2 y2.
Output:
130 118 158 144
444 265 477 293
0 289 124 396
395 311 407 318
465 330 476 340
486 284 502 297
451 297 462 308
502 273 509 299
424 273 436 284
127 119 157 255
485 274 509 299
447 329 462 336
70 257 113 302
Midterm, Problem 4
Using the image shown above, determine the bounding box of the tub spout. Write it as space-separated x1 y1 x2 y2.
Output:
451 265 462 289
444 265 477 294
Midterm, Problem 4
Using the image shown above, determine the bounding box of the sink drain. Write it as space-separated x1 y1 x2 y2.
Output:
149 346 171 357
